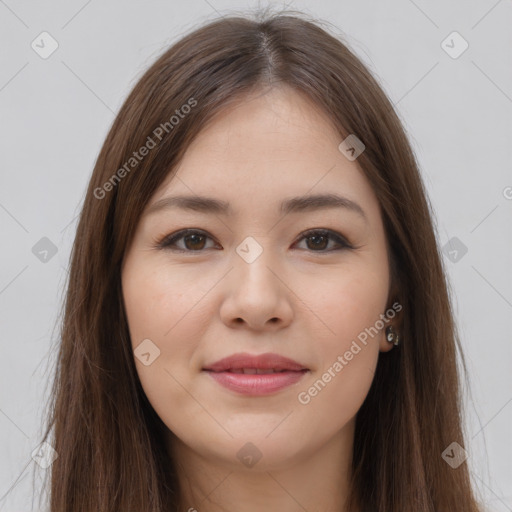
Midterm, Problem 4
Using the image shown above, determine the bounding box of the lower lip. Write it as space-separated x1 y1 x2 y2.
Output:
204 370 308 395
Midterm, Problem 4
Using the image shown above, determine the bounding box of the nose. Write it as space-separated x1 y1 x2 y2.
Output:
219 245 294 331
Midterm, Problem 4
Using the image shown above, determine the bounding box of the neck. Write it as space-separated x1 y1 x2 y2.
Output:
165 419 356 512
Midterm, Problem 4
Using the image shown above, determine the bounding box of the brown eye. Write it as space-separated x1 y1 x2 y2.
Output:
182 233 207 250
158 228 351 253
158 229 217 252
295 229 352 252
305 233 329 250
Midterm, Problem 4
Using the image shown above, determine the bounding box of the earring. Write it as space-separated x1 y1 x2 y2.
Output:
385 325 400 346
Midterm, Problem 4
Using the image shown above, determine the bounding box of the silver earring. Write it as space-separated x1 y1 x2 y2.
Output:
385 325 400 346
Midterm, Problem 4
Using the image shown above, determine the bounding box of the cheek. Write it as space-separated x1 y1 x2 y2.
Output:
122 260 211 428
292 264 386 419
297 262 388 353
122 258 212 352
122 257 221 410
296 346 377 442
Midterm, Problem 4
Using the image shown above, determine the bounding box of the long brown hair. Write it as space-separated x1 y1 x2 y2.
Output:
38 8 484 511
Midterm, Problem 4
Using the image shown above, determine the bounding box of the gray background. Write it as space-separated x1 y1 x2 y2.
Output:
0 0 511 510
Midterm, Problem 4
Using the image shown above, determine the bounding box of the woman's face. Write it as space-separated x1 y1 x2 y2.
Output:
121 86 395 471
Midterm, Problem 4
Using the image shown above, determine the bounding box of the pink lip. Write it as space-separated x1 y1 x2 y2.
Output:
202 352 309 396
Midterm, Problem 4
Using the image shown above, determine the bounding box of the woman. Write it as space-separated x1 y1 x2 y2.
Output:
40 9 484 511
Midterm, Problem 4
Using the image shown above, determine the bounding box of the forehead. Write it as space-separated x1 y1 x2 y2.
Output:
177 86 342 171
146 87 380 222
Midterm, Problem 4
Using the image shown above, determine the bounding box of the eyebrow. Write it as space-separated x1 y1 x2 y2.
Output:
145 193 368 223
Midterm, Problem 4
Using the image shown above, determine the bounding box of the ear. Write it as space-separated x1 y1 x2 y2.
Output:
379 297 403 353
379 334 395 353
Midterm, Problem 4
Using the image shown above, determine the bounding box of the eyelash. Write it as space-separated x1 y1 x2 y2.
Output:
155 228 354 253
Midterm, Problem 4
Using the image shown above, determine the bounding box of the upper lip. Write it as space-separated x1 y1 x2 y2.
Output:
203 352 308 372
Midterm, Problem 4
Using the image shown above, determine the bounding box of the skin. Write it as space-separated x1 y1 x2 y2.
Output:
121 85 398 512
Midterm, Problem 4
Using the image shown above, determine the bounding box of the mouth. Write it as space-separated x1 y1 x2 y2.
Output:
203 352 308 372
213 368 300 374
202 352 309 395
